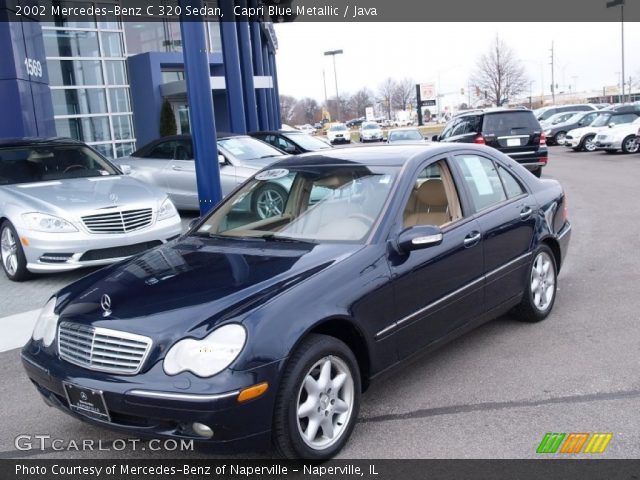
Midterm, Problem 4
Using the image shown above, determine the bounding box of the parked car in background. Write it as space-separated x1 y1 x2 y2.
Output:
565 108 640 152
543 110 600 145
326 123 351 144
22 143 571 459
433 108 548 177
297 124 316 135
0 138 182 281
387 128 425 144
539 111 580 130
359 122 384 142
594 117 640 154
345 118 364 128
115 134 289 216
533 104 597 122
250 130 333 154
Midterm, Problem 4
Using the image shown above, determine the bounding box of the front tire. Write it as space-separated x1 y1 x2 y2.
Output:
1 221 30 282
582 135 596 152
514 246 557 323
272 334 361 459
621 135 639 154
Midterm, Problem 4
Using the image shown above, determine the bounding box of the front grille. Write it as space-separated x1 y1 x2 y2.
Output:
82 209 153 234
79 240 162 262
58 322 152 375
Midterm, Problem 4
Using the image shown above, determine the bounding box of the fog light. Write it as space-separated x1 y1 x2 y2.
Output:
192 422 214 439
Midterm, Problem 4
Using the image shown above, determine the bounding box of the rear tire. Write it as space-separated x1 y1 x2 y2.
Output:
272 334 361 460
554 131 567 145
514 245 557 323
621 135 639 154
1 221 30 282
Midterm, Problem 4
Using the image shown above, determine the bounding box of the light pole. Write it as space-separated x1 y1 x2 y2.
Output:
606 0 626 103
324 49 343 121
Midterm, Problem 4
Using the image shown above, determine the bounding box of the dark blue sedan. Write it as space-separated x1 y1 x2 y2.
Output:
22 144 571 459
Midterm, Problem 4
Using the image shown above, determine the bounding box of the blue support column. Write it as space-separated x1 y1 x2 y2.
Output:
179 1 222 214
220 0 247 134
269 50 282 129
236 0 258 132
262 43 276 129
249 1 269 130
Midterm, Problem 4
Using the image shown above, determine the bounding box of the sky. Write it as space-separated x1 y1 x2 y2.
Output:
273 22 640 104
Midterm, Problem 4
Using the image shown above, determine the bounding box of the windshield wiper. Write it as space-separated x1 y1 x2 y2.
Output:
258 234 315 244
259 154 282 159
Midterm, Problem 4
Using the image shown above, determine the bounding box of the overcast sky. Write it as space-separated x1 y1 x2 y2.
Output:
274 22 640 102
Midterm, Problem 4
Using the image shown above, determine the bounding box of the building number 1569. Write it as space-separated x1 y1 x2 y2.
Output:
24 58 43 78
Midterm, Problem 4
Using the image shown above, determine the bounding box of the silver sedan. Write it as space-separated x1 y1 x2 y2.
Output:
115 134 290 218
0 138 182 281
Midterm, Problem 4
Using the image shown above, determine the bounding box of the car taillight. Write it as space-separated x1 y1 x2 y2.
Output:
540 157 548 165
540 133 547 145
474 134 485 145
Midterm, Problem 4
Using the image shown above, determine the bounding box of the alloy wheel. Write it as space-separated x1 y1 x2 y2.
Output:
256 188 285 219
296 355 355 450
583 136 596 152
0 227 18 276
555 132 566 145
530 251 555 312
623 137 639 154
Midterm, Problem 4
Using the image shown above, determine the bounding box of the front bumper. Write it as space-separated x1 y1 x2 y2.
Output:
556 221 572 271
19 216 182 273
594 137 622 150
565 135 584 148
21 343 282 450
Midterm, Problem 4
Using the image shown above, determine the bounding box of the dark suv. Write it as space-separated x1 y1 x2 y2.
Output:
433 108 548 177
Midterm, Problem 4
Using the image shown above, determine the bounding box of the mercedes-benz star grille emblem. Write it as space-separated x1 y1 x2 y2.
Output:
101 294 112 318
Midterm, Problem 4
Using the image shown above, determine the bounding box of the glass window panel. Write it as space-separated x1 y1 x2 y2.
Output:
57 117 110 143
161 71 185 83
115 143 136 158
101 32 123 57
43 30 99 58
55 118 82 140
92 144 114 159
112 115 134 141
124 22 168 54
454 154 507 212
51 88 107 116
105 60 127 85
47 59 104 86
167 22 183 52
108 88 131 113
207 22 222 53
96 4 120 29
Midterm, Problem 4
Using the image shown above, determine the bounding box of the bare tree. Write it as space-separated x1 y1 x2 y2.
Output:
471 35 528 107
349 88 374 118
392 78 416 111
377 78 396 120
279 95 297 124
292 97 320 125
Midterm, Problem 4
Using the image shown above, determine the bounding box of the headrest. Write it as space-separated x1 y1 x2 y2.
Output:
415 179 448 207
315 175 352 188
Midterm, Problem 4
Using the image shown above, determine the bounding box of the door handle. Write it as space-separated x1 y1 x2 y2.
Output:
171 165 184 171
463 231 481 248
519 206 533 220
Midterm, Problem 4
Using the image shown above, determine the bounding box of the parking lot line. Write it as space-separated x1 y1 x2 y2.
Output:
0 308 40 352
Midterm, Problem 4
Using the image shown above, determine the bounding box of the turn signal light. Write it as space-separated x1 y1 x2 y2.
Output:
20 237 29 247
238 382 269 403
474 134 486 145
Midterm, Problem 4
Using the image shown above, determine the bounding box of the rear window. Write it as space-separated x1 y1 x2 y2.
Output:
482 112 539 135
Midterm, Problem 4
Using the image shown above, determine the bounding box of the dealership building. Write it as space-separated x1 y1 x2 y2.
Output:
0 0 283 159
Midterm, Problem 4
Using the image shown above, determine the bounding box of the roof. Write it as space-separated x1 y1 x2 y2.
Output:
456 108 535 118
0 137 85 148
274 144 468 168
249 130 309 136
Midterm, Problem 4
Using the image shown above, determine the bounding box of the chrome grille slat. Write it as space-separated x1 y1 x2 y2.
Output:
58 322 152 375
81 209 153 234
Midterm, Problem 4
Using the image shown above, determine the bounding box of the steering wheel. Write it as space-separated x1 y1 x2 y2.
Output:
63 165 88 174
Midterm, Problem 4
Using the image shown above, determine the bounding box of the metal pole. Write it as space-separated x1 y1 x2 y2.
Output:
621 5 625 102
322 69 328 110
332 54 340 121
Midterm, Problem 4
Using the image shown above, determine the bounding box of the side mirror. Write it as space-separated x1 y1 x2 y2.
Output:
395 225 443 253
120 164 132 175
188 217 201 230
218 154 226 165
608 123 616 128
431 135 440 142
284 145 296 154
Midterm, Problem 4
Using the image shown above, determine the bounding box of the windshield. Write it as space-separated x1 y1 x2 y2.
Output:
0 145 119 185
329 124 347 131
194 165 398 243
283 133 331 151
590 113 612 127
566 113 585 123
389 130 423 141
218 136 285 161
363 123 380 130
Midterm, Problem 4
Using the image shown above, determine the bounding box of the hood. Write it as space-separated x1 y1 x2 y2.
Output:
567 126 604 137
55 236 362 335
235 155 289 170
3 175 165 217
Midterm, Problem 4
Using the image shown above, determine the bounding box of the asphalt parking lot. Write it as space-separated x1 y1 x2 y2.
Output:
1 146 640 459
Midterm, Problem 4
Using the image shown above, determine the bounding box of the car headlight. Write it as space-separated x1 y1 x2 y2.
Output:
22 213 77 233
32 297 58 347
163 324 247 377
157 197 178 221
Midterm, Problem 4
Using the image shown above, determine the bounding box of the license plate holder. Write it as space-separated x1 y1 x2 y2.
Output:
63 382 111 422
506 138 521 146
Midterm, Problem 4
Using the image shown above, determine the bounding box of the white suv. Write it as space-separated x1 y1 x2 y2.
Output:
594 117 640 154
326 123 351 144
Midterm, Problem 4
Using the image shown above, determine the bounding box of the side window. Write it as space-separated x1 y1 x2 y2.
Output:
613 114 637 125
402 160 462 228
174 141 193 160
497 165 525 198
145 141 176 159
439 118 459 140
453 154 507 212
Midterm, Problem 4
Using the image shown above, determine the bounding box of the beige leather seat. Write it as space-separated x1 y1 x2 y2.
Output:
404 179 451 227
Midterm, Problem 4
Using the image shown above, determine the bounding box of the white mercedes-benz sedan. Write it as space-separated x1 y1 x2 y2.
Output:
0 138 182 281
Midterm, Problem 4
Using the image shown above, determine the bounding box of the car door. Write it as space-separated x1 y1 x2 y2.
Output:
164 139 199 209
128 140 176 191
387 158 485 360
451 152 537 311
